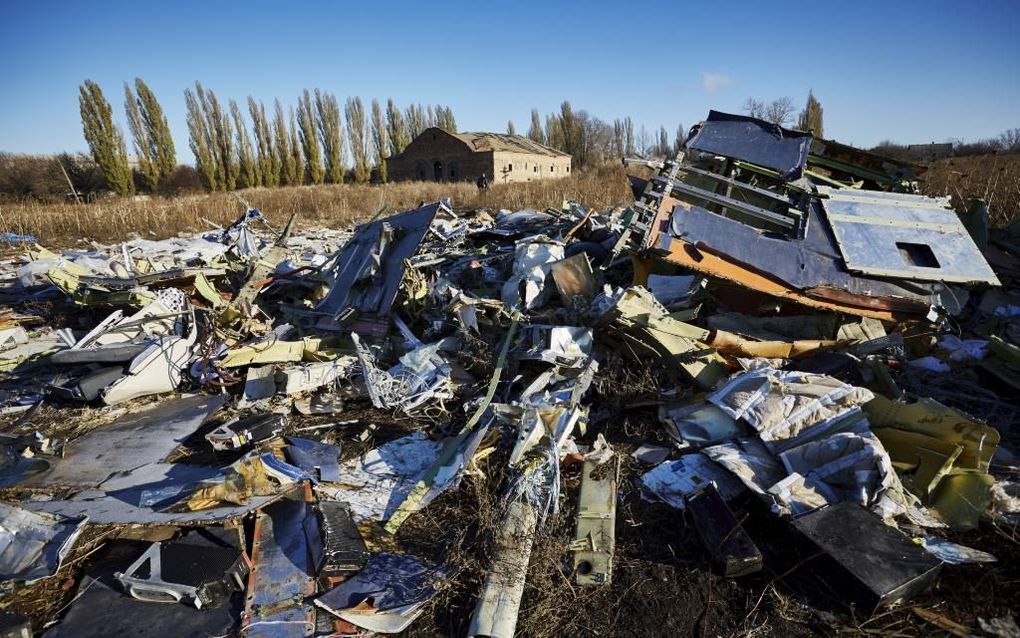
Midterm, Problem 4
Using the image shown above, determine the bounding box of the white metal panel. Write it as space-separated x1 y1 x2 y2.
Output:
817 186 999 285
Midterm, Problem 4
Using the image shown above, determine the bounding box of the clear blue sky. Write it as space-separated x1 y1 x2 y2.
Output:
2 0 1018 158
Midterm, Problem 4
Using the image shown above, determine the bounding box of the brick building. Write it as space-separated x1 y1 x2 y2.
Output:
386 127 571 183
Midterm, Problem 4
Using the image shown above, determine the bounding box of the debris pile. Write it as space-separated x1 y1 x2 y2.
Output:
1 111 1018 636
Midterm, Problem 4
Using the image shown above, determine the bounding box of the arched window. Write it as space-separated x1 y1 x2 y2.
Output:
415 161 427 180
433 160 443 181
449 161 459 180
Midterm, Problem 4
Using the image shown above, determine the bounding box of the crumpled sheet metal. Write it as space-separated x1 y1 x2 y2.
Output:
185 453 308 511
867 394 1000 530
316 432 442 523
353 334 455 418
599 286 728 390
866 395 999 473
501 238 565 310
101 331 196 405
25 462 284 525
316 202 442 319
516 325 593 366
217 338 318 368
315 552 444 634
0 502 86 582
51 300 175 358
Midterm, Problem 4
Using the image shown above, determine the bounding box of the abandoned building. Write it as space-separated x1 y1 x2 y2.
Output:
386 127 572 183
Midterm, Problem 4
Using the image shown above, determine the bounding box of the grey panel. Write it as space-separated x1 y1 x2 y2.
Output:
685 110 812 181
818 187 1000 284
24 394 226 488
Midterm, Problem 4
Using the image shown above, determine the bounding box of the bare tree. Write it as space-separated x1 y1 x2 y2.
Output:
745 96 796 126
1000 128 1020 153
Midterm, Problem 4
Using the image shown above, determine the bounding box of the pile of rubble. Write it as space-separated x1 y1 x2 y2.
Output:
1 110 1018 637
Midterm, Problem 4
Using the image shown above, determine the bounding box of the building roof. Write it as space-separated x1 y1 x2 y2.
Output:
446 131 570 158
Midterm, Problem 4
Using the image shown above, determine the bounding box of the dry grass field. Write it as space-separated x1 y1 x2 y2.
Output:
0 164 633 247
921 152 1020 227
1 155 1016 249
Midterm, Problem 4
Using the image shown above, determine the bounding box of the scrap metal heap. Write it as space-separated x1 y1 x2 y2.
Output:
0 111 1018 636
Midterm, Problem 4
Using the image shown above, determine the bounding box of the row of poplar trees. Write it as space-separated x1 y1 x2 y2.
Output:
78 78 457 196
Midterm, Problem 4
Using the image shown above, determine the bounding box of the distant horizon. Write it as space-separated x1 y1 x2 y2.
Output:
2 0 1017 159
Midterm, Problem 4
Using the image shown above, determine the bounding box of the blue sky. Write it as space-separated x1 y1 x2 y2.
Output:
2 0 1018 158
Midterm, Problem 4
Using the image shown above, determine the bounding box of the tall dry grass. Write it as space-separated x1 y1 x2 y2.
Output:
921 153 1020 227
0 164 632 247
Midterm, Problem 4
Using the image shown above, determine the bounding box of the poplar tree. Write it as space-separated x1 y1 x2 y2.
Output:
248 97 277 186
289 108 304 185
124 78 174 191
370 99 389 182
506 120 516 135
386 98 410 155
273 100 295 186
405 104 426 138
297 89 323 184
797 90 824 138
545 114 563 151
528 109 544 144
559 101 577 157
231 99 258 188
315 89 344 184
79 79 134 195
124 82 157 191
657 126 669 157
195 84 235 190
185 85 217 190
436 106 457 132
136 79 175 185
345 96 369 183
